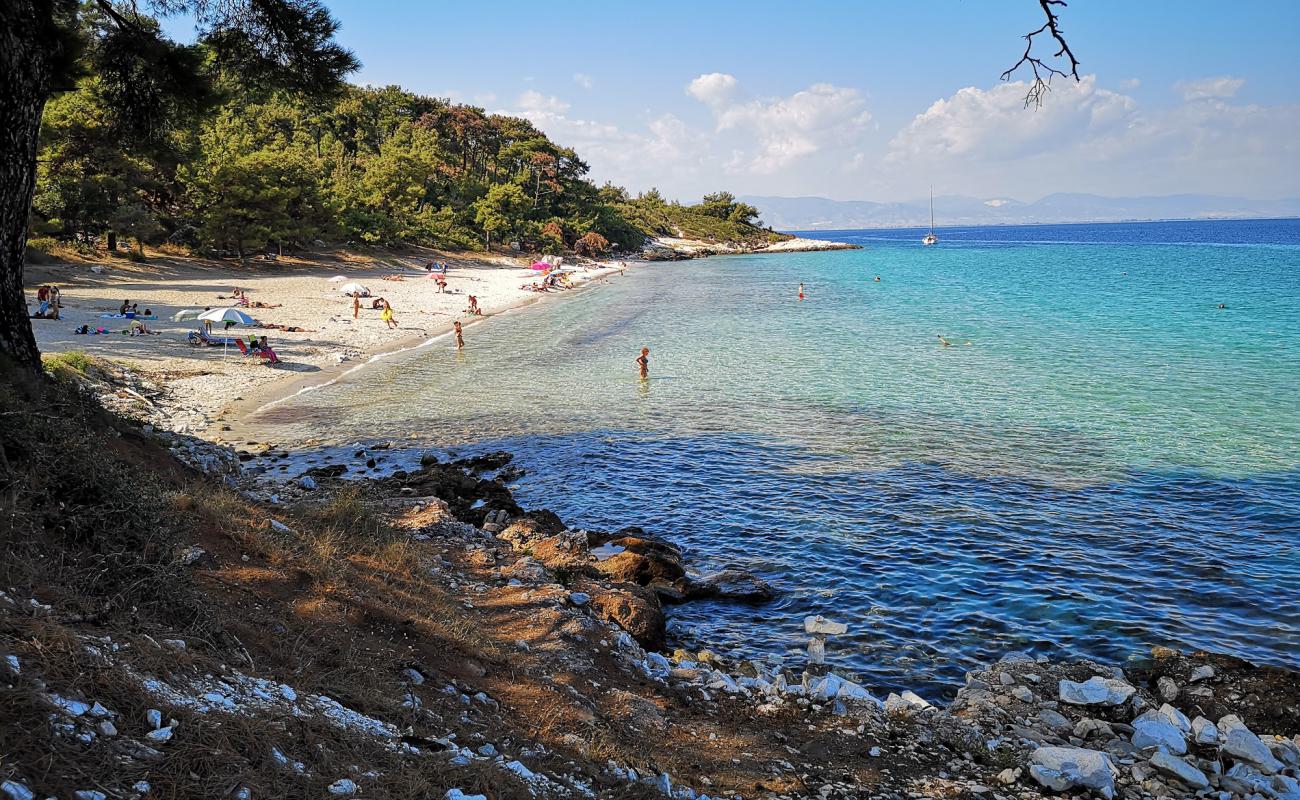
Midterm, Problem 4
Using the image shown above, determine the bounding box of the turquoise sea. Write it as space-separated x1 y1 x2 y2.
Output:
249 219 1300 697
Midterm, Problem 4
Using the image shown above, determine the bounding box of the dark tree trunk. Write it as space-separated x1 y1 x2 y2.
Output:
0 1 54 370
107 230 117 251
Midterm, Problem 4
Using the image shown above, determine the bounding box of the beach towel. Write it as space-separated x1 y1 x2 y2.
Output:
100 313 158 320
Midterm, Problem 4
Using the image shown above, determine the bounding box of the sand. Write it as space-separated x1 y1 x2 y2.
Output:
26 246 631 435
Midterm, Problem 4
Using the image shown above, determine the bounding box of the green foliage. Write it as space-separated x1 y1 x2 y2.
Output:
28 7 772 261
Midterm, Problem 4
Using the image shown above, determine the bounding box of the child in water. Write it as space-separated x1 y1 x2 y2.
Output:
453 320 464 349
635 347 650 379
798 282 805 300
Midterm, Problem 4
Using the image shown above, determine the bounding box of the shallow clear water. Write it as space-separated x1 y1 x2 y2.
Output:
249 219 1300 697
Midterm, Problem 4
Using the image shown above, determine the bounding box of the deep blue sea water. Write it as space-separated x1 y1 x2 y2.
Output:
249 219 1300 698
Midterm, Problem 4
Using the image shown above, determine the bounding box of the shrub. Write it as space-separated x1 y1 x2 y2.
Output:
574 231 609 257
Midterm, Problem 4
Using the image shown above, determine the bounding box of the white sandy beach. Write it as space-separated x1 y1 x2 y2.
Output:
26 247 629 436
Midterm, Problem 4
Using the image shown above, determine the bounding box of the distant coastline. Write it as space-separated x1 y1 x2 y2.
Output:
780 214 1300 234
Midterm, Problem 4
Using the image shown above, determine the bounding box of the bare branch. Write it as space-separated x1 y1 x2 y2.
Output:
1002 0 1082 108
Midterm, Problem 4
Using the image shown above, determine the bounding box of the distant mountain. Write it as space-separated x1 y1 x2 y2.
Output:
741 193 1300 231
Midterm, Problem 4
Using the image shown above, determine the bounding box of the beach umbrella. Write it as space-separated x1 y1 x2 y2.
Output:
530 262 550 271
338 282 369 296
327 275 349 282
197 307 255 357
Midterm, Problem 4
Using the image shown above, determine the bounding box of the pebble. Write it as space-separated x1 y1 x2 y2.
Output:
328 778 358 795
1 781 34 800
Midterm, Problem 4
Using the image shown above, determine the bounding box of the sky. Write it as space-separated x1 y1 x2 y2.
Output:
166 1 1300 204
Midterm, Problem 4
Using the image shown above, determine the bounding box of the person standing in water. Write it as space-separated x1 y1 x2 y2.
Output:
635 347 650 379
453 320 464 349
798 282 805 300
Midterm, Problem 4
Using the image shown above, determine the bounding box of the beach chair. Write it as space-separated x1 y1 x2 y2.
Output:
235 339 253 356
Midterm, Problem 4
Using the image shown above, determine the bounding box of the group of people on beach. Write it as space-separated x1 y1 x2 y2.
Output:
30 285 62 319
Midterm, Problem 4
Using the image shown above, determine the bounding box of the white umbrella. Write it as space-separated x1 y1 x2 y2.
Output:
327 275 349 282
338 282 369 296
197 307 255 356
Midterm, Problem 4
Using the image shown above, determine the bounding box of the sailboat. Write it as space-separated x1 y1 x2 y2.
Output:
922 187 938 245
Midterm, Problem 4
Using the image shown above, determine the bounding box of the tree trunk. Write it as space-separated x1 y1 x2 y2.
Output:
107 230 117 252
0 1 54 370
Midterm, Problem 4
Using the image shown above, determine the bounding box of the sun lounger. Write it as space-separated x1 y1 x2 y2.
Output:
187 331 239 347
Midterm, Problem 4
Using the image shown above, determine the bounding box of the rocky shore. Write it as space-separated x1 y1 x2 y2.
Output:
641 235 860 260
4 368 1297 800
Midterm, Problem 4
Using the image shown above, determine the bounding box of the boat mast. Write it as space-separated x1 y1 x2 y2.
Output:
929 186 935 234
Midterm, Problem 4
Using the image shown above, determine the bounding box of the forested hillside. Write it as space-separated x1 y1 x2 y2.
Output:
27 7 777 262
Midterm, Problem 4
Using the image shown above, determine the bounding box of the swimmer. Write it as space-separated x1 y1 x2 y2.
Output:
874 276 881 282
1217 303 1227 309
635 346 650 379
798 282 805 301
937 335 952 347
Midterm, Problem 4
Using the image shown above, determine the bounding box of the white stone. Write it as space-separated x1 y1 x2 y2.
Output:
1191 715 1220 745
2 655 18 675
1189 664 1215 682
1222 726 1284 774
328 779 358 795
568 592 591 606
1131 713 1187 755
146 726 173 743
269 520 291 533
298 475 317 490
1156 702 1191 733
73 792 106 800
1157 676 1179 702
401 668 424 685
1149 751 1209 789
49 694 91 717
132 782 151 795
1058 676 1136 706
1 780 34 800
97 720 117 737
803 615 847 635
146 708 163 728
444 791 487 800
1028 746 1116 799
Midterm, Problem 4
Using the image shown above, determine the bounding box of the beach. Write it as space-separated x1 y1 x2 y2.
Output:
26 246 630 437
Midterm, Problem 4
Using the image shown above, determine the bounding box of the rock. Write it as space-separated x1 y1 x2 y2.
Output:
1189 664 1215 682
1028 746 1116 799
804 615 848 636
146 709 162 728
298 474 317 490
1131 712 1187 755
1037 709 1072 733
568 591 591 606
1191 715 1220 745
1 780 35 800
1012 685 1035 703
1074 718 1116 740
996 767 1021 785
444 791 487 800
1059 676 1136 706
1221 725 1284 773
589 586 665 650
145 726 173 743
1157 676 1179 702
305 464 347 478
1148 751 1209 789
683 569 776 603
527 529 591 571
269 520 292 533
327 779 358 795
1155 702 1191 733
594 549 684 586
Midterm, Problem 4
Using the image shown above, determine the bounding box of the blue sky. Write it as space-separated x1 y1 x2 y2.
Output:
165 1 1300 203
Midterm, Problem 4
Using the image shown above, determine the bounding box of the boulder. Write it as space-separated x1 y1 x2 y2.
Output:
1059 676 1136 706
527 529 592 571
1037 709 1072 733
1221 724 1284 774
589 586 665 650
594 549 684 586
804 615 848 636
1148 751 1209 790
1028 746 1116 799
682 569 776 603
1131 712 1188 755
1191 715 1220 745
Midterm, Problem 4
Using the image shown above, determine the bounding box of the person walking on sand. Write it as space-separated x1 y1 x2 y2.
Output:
453 320 464 350
635 347 650 380
381 299 398 329
353 293 360 319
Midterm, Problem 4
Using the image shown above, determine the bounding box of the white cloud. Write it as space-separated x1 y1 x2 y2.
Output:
1175 76 1245 101
883 75 1300 199
686 72 739 106
1119 78 1141 90
887 76 1136 164
690 77 873 173
517 90 570 114
473 92 497 105
573 72 594 90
